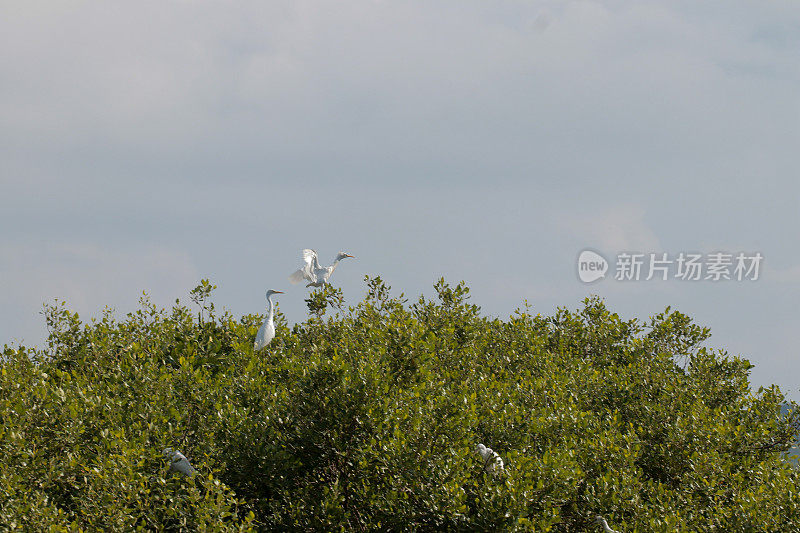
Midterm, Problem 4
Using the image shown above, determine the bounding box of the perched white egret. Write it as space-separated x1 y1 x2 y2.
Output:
289 249 354 287
254 289 283 351
163 448 196 476
476 443 504 476
595 516 620 533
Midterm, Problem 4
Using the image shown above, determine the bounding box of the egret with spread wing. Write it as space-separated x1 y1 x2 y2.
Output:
254 289 283 351
289 249 354 287
476 443 505 476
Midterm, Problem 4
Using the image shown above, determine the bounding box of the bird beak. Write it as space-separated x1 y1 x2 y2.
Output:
274 291 284 294
344 254 354 258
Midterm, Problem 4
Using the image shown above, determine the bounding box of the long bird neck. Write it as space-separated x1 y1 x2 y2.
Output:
266 295 275 322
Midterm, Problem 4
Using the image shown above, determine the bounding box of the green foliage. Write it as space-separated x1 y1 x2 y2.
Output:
304 284 345 319
190 279 218 324
1 279 799 531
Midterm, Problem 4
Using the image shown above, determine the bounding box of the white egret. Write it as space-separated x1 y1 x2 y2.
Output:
254 289 283 351
595 516 620 533
289 249 354 287
476 443 504 476
163 448 196 476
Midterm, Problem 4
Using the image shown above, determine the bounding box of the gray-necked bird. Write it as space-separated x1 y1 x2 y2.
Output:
163 448 196 476
289 249 354 287
254 289 283 351
476 443 504 476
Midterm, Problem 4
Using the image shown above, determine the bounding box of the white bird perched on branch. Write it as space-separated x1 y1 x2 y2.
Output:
163 448 196 476
595 516 621 533
254 289 283 351
289 249 354 287
476 443 504 476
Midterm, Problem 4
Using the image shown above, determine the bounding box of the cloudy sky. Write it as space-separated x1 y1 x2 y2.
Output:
1 1 798 398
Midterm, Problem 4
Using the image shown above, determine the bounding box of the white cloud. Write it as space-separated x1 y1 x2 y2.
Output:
2 0 796 181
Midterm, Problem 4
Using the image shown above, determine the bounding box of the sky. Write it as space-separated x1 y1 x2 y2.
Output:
1 1 798 398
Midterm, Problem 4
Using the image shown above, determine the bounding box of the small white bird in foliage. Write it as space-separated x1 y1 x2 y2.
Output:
254 289 283 351
595 516 621 533
289 249 354 287
163 448 196 476
476 443 504 476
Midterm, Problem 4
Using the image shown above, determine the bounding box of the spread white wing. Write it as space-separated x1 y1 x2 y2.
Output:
476 443 504 476
289 249 319 284
301 248 317 266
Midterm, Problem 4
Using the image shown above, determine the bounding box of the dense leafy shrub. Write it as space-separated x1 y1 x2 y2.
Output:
1 277 798 531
